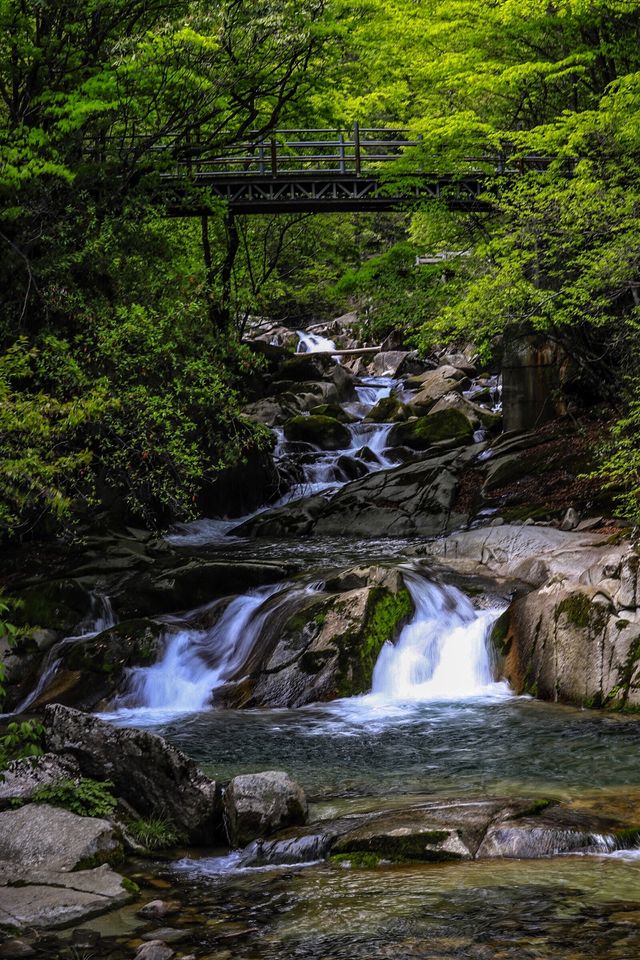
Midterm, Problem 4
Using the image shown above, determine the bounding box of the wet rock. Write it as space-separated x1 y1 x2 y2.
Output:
0 804 122 872
0 865 134 930
216 567 413 708
34 618 164 711
336 454 369 481
231 493 327 539
224 771 308 846
388 409 474 450
309 402 357 423
313 445 480 538
365 395 409 423
0 754 81 810
283 414 351 451
0 940 36 958
138 900 182 920
499 582 640 708
372 351 411 377
123 559 293 617
141 928 189 943
44 705 220 843
134 943 174 960
239 833 331 867
476 807 619 858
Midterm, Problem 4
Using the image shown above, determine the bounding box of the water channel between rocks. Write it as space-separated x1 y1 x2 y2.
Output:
65 335 640 959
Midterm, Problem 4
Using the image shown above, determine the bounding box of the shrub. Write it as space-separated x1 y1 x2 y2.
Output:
32 777 117 817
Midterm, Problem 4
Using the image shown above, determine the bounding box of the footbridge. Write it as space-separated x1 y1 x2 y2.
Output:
110 125 552 215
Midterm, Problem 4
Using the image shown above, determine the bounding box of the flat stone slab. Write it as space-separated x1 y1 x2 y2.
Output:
0 803 121 873
0 865 134 930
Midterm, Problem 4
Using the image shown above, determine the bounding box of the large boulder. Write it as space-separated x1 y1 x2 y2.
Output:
497 581 640 708
0 804 122 872
405 365 470 412
214 566 414 708
283 415 351 450
223 771 308 846
313 445 482 538
388 409 474 450
44 705 220 843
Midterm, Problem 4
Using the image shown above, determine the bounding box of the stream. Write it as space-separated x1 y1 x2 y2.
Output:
54 333 640 958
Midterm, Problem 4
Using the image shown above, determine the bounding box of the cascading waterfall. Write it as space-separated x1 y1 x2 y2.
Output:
296 330 337 354
112 582 322 718
368 570 510 702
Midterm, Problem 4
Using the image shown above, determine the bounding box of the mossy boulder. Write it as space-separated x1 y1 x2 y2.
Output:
309 402 357 423
214 567 415 708
13 579 91 635
365 395 409 423
31 618 164 711
284 414 351 450
388 409 474 450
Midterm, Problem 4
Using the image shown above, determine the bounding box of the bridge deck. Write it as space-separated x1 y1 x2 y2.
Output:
89 126 554 215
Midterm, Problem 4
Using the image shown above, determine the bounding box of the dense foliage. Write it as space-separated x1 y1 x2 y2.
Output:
2 0 640 535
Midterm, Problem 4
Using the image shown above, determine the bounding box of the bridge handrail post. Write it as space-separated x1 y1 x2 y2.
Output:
258 140 266 175
354 122 361 176
270 138 278 177
339 132 346 173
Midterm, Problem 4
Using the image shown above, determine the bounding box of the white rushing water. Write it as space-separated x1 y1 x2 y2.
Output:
110 582 322 721
367 571 510 704
296 330 337 354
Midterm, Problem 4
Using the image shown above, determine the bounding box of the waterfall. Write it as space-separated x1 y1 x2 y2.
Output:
7 591 117 717
296 331 337 354
112 582 321 718
369 571 510 702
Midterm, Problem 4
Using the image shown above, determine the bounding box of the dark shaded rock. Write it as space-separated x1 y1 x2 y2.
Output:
336 455 369 482
12 579 90 635
223 771 308 846
117 560 293 619
313 446 480 538
284 415 351 451
30 619 164 711
278 355 333 381
44 705 220 843
231 494 327 539
309 402 356 423
239 833 331 867
198 449 280 519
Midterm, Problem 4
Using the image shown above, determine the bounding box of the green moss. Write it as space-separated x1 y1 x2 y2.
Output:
309 403 355 423
514 798 555 818
333 829 460 863
121 876 140 894
489 610 511 656
335 587 414 697
555 594 592 629
389 409 473 450
283 415 351 451
614 827 640 847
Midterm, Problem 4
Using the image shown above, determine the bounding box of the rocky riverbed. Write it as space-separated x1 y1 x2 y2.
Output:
1 318 639 959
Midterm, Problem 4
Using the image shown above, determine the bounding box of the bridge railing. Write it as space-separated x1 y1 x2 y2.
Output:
83 125 557 181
